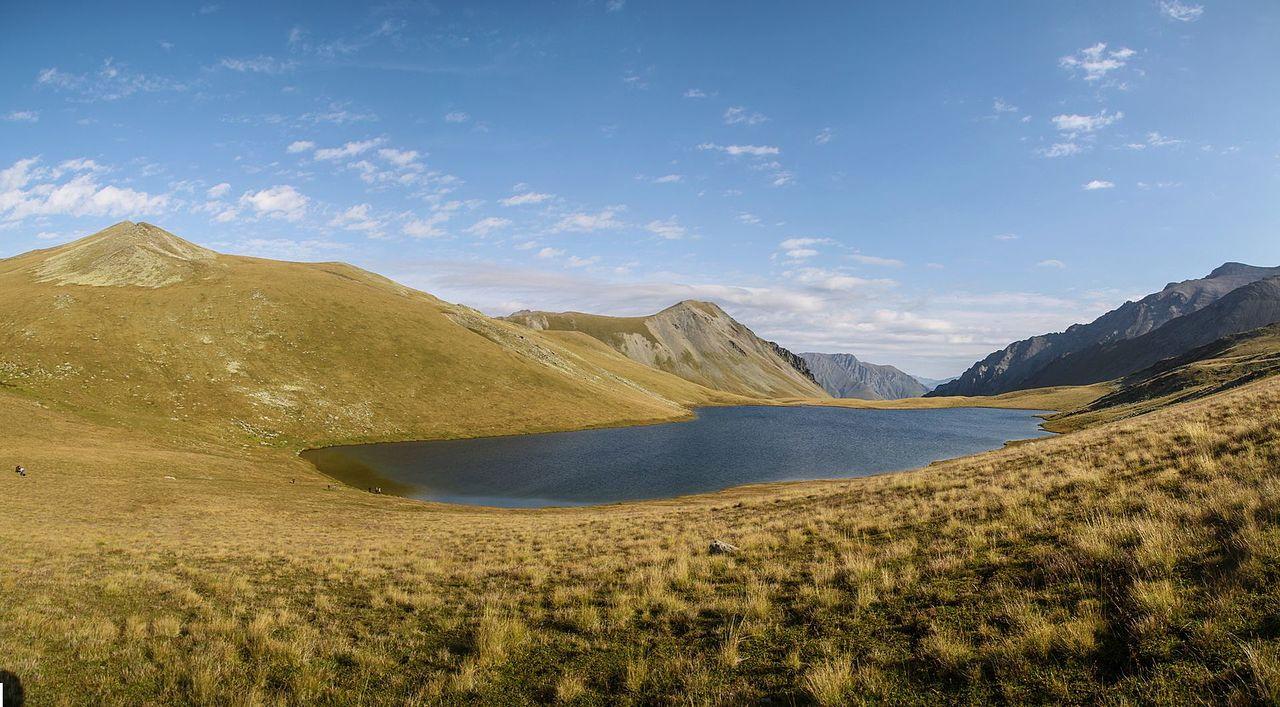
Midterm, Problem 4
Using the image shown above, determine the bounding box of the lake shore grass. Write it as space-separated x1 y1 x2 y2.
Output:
4 374 1280 703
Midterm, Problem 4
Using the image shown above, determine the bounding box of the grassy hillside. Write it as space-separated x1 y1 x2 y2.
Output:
0 222 746 448
505 301 829 399
5 365 1280 703
1050 323 1280 432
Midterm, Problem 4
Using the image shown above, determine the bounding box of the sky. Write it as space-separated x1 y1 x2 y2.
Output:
1 1 1278 377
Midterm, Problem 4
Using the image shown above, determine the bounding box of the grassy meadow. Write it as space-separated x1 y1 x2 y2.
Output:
5 369 1280 704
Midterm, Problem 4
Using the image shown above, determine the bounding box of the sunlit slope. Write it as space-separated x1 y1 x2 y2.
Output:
505 301 829 399
0 222 727 446
1050 322 1280 431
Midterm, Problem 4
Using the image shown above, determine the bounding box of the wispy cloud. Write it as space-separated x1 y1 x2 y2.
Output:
1037 259 1067 269
313 138 385 161
1082 180 1115 191
36 59 188 102
1052 110 1123 136
444 111 470 123
501 190 554 207
652 174 683 184
1059 43 1136 83
683 88 707 98
551 208 624 233
814 127 834 145
3 110 39 122
697 143 780 157
645 217 686 240
1159 1 1204 22
723 106 768 126
466 217 511 236
219 56 297 74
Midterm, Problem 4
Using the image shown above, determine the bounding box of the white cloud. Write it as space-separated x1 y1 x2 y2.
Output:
1059 43 1136 83
652 174 683 184
239 185 308 221
1128 132 1184 150
1052 110 1123 135
993 99 1019 114
683 88 707 98
466 217 511 236
993 233 1019 241
645 217 685 240
567 255 600 268
1160 1 1204 21
1037 259 1067 268
444 111 470 123
314 138 384 161
851 253 904 267
814 127 834 145
737 212 762 226
330 203 383 233
286 140 316 154
4 110 39 123
537 247 564 259
1082 180 1115 190
377 148 421 168
785 248 819 260
206 182 231 198
723 106 768 126
697 143 780 157
35 59 187 102
404 212 450 239
219 56 296 74
0 157 171 223
501 191 554 207
780 238 830 249
1037 142 1083 158
551 208 624 233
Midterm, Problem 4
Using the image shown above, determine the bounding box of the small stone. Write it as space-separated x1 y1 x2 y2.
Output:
709 539 739 556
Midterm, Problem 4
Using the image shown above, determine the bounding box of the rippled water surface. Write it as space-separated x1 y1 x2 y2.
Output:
302 406 1051 507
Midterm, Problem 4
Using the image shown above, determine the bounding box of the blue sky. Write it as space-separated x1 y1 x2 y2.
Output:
1 1 1277 376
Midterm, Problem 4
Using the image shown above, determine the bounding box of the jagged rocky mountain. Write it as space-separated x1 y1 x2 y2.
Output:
1022 276 1280 389
930 262 1280 397
799 353 928 400
504 301 829 399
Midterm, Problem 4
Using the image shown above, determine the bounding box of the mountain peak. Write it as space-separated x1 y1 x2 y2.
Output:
34 221 219 288
1207 262 1271 280
663 299 726 316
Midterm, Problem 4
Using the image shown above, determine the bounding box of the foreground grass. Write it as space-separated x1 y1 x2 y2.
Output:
4 376 1280 704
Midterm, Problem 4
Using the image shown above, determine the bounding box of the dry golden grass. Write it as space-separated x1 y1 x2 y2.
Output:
4 367 1280 703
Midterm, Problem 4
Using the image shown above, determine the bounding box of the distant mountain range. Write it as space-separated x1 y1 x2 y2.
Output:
931 262 1280 397
504 302 829 399
799 353 928 400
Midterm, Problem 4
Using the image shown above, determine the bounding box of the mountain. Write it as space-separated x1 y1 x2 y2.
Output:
912 375 956 392
930 262 1280 397
1049 321 1280 431
1021 276 1280 389
0 222 747 446
799 353 928 399
504 301 830 399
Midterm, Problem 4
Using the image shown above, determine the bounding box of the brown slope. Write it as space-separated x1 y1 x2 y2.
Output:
0 221 732 447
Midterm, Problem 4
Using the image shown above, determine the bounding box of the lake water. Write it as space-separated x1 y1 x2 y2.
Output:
302 406 1051 508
